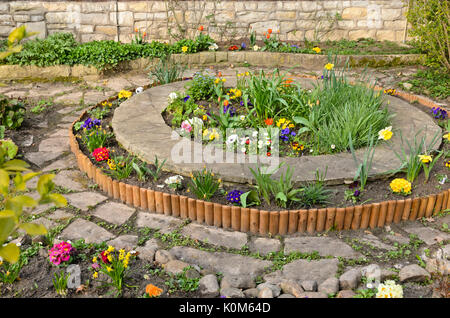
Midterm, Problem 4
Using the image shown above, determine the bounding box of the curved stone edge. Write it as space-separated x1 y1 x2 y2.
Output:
112 75 441 186
68 83 449 236
0 52 424 80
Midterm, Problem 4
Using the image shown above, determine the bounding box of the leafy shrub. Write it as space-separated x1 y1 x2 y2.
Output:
407 0 450 71
402 69 450 99
4 32 77 66
0 95 25 130
184 72 216 101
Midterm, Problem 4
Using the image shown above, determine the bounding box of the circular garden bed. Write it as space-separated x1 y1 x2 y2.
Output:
70 68 450 236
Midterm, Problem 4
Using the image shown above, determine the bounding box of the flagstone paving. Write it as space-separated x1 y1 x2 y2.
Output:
5 66 448 298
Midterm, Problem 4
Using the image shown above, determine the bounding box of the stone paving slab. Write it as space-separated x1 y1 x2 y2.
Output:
91 201 135 225
43 154 78 171
280 259 340 285
38 137 69 153
135 212 184 234
52 170 89 192
248 237 282 256
45 209 74 222
60 218 115 244
65 192 107 211
170 246 272 279
180 223 248 249
48 129 70 138
106 235 138 250
31 217 57 230
284 236 363 258
357 234 396 251
403 224 450 245
25 151 61 167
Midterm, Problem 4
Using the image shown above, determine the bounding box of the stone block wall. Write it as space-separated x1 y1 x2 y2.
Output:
0 1 410 43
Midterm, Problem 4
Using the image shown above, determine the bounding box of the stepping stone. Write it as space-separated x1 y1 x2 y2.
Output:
359 234 396 251
135 238 159 262
403 224 450 245
135 212 183 234
43 154 78 171
25 151 61 167
248 237 281 256
385 233 410 245
91 201 135 225
284 237 363 258
280 259 340 285
65 192 107 211
39 137 69 153
60 218 115 244
170 246 272 280
103 77 133 92
60 115 79 123
106 235 138 250
83 91 106 105
198 274 219 297
49 129 70 138
31 217 57 230
164 260 191 275
54 92 83 105
399 264 431 283
52 170 89 192
46 209 73 222
180 223 247 249
57 106 77 114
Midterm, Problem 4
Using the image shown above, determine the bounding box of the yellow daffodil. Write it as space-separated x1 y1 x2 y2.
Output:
378 126 393 141
106 266 113 272
443 133 450 141
92 272 98 279
324 63 334 71
92 257 97 263
181 46 188 53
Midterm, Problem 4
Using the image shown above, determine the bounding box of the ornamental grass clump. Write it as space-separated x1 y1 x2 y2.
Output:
92 246 134 296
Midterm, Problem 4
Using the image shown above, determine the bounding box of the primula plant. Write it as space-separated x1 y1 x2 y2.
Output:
48 241 73 266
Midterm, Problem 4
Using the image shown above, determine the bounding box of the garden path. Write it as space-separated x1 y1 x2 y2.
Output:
1 65 449 298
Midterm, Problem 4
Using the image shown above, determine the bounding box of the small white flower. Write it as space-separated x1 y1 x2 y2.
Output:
67 240 72 244
366 283 373 289
16 242 21 247
157 184 164 188
226 134 238 144
258 140 264 149
169 92 178 101
241 147 246 153
240 115 245 121
265 140 271 145
331 144 335 150
135 87 144 94
253 45 260 51
263 132 269 137
252 131 258 138
310 149 313 153
165 175 183 186
7 236 12 241
208 43 219 51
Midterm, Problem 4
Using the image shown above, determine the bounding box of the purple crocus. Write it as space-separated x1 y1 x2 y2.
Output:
241 42 246 50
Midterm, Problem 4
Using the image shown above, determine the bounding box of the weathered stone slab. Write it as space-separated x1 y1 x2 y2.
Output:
403 224 450 246
359 233 396 251
65 192 107 211
60 218 115 244
43 154 78 171
135 212 183 234
46 209 73 222
52 170 89 192
281 259 339 285
91 201 135 225
107 235 138 250
284 237 363 258
39 137 69 153
180 223 247 249
249 237 282 256
170 246 272 279
25 151 61 167
136 238 159 262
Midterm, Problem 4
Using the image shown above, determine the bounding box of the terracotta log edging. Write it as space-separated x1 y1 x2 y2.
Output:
69 79 449 236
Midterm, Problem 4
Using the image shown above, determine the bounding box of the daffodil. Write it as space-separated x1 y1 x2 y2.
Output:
181 46 188 53
378 126 393 141
443 133 450 141
418 154 432 163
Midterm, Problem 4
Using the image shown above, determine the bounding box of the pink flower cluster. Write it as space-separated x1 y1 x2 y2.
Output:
48 241 73 265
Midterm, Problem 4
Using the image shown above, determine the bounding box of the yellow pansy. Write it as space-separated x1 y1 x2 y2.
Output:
324 63 334 71
312 47 321 53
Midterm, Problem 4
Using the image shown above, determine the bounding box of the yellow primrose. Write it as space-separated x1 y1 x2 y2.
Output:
418 154 432 164
312 47 321 54
181 46 188 53
92 272 98 279
389 178 411 195
118 90 132 99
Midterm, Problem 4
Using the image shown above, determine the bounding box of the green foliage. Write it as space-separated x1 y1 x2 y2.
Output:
300 168 332 208
30 98 53 114
0 25 38 60
271 165 303 208
0 95 26 130
166 96 205 128
131 156 166 182
0 139 18 160
79 126 113 153
248 164 280 206
52 270 70 296
149 53 185 84
407 0 450 71
353 288 377 298
184 72 216 101
1 32 215 70
87 106 110 120
0 243 40 284
165 266 200 293
401 69 450 99
348 130 377 191
188 167 220 200
0 147 67 264
104 154 135 181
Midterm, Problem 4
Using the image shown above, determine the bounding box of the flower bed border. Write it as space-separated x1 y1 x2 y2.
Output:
0 51 424 80
68 78 449 236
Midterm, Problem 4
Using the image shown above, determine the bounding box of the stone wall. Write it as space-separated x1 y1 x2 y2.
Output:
0 1 410 43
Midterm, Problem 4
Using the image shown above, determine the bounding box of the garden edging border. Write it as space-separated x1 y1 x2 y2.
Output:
68 79 449 236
